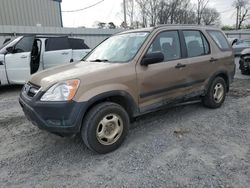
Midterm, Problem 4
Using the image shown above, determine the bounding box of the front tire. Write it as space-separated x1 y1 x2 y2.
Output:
202 77 226 109
81 102 129 154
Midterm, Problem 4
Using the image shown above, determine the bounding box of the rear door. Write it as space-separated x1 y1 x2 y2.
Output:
180 30 213 91
43 37 72 69
5 36 34 84
69 38 91 62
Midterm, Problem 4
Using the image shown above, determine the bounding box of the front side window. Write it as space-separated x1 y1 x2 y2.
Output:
207 30 230 51
183 30 210 58
147 31 181 61
14 36 34 53
85 32 149 62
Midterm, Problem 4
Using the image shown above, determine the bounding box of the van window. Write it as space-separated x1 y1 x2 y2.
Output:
69 38 90 49
207 30 230 51
45 37 70 51
183 30 210 58
147 31 181 61
14 36 34 53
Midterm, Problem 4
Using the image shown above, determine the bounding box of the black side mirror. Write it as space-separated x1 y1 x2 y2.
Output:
141 51 164 66
6 46 15 53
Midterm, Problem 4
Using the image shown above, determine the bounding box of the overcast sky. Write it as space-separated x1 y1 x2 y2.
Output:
61 0 238 28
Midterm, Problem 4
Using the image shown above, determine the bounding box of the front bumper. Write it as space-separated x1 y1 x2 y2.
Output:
19 88 87 136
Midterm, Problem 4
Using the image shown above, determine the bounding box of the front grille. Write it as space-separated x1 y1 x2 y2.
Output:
23 82 41 98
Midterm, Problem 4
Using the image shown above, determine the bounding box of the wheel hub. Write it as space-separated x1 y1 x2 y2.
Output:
96 114 123 145
213 83 224 103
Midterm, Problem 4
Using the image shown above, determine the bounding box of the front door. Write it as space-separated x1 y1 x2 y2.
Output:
136 30 192 111
5 36 34 84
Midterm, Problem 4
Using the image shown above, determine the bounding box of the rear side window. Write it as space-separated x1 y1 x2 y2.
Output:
183 30 210 58
69 38 90 49
207 30 230 51
45 37 70 51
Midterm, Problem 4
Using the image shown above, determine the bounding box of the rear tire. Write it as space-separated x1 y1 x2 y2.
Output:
81 102 129 154
202 77 226 109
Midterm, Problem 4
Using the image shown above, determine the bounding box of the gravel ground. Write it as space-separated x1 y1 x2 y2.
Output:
0 61 250 187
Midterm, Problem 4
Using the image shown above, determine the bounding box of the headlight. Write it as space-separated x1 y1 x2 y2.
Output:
41 79 80 101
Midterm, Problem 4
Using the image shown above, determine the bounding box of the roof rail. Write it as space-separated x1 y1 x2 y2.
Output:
154 24 218 29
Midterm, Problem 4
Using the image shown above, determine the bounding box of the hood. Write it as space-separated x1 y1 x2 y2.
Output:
30 61 123 90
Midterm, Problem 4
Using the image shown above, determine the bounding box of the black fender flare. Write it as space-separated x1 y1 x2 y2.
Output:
205 70 230 94
80 90 139 125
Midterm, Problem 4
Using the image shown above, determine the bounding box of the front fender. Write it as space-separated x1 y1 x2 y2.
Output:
76 89 139 119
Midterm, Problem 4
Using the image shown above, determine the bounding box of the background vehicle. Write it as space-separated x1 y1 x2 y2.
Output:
0 36 91 86
239 48 250 75
232 38 250 56
227 37 238 46
20 25 235 154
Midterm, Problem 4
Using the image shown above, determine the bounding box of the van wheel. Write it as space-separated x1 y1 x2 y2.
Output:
202 77 226 109
81 102 129 154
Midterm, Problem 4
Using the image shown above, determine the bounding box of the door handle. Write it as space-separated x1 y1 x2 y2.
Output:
61 52 69 55
175 63 186 69
209 58 218 63
0 61 4 65
21 55 28 59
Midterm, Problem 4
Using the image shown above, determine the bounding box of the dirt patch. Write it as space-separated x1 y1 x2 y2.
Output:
229 79 250 98
229 88 250 98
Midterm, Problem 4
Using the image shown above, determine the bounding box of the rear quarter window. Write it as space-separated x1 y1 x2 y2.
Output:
69 38 90 50
207 30 230 51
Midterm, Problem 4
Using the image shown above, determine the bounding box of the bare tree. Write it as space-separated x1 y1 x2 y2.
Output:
158 0 196 25
132 0 218 28
202 8 220 25
135 0 148 27
197 0 209 25
158 0 170 24
172 0 197 24
169 0 182 24
126 0 135 27
233 0 250 29
145 0 161 26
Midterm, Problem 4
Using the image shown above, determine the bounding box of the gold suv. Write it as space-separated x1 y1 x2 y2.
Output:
19 25 235 153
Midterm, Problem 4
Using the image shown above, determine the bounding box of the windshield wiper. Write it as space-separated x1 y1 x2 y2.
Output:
89 59 109 62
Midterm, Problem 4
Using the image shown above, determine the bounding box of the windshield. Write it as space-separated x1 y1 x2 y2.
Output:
85 32 149 62
0 37 22 54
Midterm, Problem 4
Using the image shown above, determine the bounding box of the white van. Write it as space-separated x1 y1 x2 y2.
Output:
0 36 91 86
